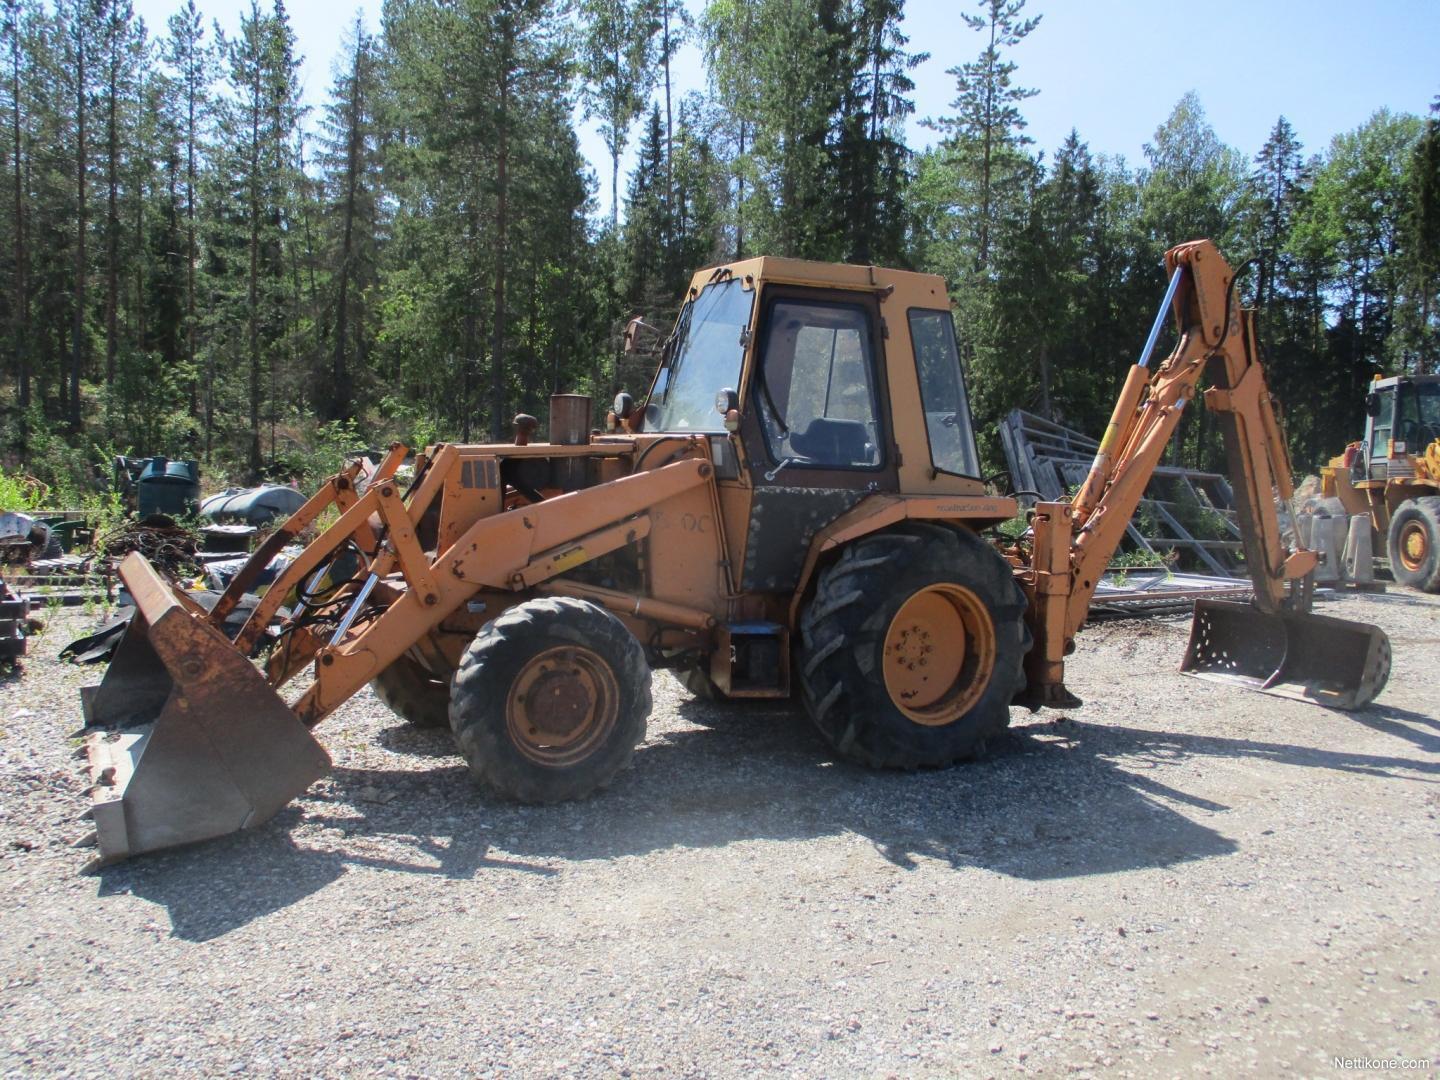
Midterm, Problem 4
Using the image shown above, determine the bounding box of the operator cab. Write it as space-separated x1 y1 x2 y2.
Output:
1358 374 1440 480
636 259 984 499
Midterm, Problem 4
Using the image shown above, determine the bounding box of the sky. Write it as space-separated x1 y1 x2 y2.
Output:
131 0 1440 223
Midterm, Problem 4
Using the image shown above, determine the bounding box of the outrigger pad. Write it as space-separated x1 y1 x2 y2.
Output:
1181 599 1390 710
81 554 330 863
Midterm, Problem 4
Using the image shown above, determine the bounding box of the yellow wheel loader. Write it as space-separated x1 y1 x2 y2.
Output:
1319 373 1440 592
79 240 1392 862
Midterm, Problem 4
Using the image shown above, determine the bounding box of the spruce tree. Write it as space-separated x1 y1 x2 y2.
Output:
926 0 1040 273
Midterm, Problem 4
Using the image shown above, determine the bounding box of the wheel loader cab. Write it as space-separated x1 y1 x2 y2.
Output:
623 259 1001 704
643 260 985 491
1359 377 1440 481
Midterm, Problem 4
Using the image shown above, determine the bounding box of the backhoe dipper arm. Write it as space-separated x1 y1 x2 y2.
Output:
1022 240 1317 706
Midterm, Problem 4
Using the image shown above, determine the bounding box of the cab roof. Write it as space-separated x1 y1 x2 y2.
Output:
686 258 950 306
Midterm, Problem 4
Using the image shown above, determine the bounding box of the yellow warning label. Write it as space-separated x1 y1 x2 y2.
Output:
552 546 587 572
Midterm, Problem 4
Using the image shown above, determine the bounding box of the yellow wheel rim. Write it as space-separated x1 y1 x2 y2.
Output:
882 584 997 726
506 645 619 767
1399 520 1430 573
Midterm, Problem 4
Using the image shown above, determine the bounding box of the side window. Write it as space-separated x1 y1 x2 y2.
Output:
1371 391 1395 458
908 309 980 478
757 299 882 469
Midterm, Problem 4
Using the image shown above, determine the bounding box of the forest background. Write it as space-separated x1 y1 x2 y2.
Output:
1 0 1437 501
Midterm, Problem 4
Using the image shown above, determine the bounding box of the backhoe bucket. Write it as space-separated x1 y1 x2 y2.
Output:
1180 599 1390 710
79 553 330 863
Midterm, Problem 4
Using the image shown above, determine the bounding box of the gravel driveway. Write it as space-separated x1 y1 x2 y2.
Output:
1 590 1437 1077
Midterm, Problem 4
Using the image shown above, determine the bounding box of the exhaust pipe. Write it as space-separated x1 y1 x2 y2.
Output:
80 553 330 863
549 393 592 491
1180 599 1390 710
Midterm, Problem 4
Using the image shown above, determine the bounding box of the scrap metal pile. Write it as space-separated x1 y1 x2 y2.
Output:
94 516 198 577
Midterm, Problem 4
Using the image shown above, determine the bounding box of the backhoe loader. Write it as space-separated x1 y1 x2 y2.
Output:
78 240 1392 862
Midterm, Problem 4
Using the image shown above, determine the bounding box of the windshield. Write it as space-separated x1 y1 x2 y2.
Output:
647 278 754 432
1398 383 1440 448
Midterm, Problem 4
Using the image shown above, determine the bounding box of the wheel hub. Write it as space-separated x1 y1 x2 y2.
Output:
882 584 996 726
1400 521 1428 571
507 645 619 765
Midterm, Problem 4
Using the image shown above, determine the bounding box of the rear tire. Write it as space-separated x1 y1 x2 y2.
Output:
450 597 651 803
371 654 451 728
799 523 1030 768
1387 497 1440 593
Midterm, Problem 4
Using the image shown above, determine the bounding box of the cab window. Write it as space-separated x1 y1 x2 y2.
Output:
909 308 980 478
756 299 882 470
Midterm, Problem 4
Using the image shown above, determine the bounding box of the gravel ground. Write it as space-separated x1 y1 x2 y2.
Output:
1 589 1437 1078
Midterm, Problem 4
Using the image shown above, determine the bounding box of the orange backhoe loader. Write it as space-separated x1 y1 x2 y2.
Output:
78 240 1392 863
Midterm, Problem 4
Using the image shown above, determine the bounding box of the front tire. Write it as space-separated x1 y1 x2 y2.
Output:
1387 497 1440 593
799 523 1030 768
450 597 651 803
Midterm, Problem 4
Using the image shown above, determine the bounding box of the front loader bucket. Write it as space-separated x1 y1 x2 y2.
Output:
1180 599 1390 710
79 553 330 863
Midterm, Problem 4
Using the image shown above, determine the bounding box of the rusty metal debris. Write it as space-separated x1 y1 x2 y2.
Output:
96 516 198 577
1091 567 1252 619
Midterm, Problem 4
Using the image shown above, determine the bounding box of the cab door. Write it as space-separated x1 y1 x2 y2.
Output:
735 286 898 593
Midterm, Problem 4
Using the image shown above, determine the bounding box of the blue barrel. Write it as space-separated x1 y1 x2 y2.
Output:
137 457 201 519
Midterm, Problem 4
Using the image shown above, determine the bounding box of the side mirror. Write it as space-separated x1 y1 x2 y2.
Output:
1365 393 1381 418
614 392 635 421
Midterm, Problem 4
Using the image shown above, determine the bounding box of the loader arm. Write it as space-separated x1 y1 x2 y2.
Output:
79 448 714 862
1022 239 1385 710
290 455 713 724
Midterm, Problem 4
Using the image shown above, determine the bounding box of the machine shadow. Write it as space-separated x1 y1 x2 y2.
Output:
93 815 349 942
105 695 1437 942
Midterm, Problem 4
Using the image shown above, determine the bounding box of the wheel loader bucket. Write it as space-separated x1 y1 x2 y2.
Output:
79 553 330 863
1180 599 1390 710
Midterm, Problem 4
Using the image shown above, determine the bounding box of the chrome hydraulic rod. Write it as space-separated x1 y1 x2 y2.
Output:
329 572 379 645
1138 266 1184 369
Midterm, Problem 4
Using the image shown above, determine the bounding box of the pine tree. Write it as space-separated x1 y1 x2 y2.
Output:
1402 95 1440 371
834 0 924 265
577 0 659 231
212 0 304 473
97 0 141 402
1 0 30 425
1251 116 1303 309
926 0 1040 273
58 0 102 431
160 0 215 440
315 15 380 421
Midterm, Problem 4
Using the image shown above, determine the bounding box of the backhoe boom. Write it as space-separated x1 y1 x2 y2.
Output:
1021 240 1383 710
